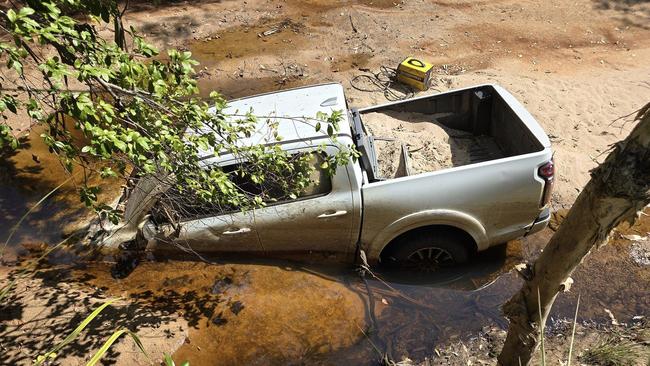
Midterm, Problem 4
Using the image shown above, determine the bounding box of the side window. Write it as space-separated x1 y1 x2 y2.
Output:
266 152 332 201
150 152 332 223
302 153 333 197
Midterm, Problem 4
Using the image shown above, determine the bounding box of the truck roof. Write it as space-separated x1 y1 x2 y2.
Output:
199 83 353 166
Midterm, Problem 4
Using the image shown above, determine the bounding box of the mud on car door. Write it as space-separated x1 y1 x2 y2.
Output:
146 210 261 253
144 174 263 254
253 147 356 257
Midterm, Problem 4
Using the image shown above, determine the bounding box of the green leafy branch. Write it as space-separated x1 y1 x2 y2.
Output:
0 0 356 226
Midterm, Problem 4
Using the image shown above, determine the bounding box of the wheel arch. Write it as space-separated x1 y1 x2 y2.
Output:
364 209 489 262
378 224 477 264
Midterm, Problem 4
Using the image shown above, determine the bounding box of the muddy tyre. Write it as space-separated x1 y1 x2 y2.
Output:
382 230 471 272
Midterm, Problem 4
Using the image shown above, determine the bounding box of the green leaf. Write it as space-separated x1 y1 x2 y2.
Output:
113 140 127 152
18 7 35 17
6 9 17 23
36 298 119 365
136 137 149 150
99 167 116 178
86 329 130 366
5 100 16 114
8 58 23 75
164 353 175 366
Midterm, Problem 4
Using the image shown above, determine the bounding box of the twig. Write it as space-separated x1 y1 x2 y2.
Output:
349 14 358 33
373 137 396 142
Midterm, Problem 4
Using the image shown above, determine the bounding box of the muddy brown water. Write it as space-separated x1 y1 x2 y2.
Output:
3 204 649 365
1 131 649 364
0 127 122 263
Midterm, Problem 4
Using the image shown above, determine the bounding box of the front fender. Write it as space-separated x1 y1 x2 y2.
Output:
365 209 489 261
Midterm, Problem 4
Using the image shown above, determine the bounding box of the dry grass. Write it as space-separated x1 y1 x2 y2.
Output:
580 337 644 366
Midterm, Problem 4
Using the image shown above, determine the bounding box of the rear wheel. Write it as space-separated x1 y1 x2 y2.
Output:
382 230 471 273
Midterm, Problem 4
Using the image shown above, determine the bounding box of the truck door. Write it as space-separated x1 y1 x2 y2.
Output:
169 211 260 253
145 168 262 254
254 147 356 258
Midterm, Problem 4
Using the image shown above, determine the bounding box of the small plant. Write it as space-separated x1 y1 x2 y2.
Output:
538 288 546 366
566 294 580 366
580 337 643 366
536 292 581 366
164 353 189 366
35 298 149 366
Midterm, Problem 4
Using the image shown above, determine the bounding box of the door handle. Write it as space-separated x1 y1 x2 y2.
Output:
222 227 251 235
317 210 348 219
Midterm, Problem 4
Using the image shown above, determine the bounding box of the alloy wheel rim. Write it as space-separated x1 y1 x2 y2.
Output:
406 246 455 272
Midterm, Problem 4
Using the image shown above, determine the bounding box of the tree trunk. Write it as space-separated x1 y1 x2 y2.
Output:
497 103 650 366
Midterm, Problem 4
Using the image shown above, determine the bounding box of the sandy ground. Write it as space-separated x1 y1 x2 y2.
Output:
2 0 650 365
0 265 189 366
119 0 650 209
6 0 650 206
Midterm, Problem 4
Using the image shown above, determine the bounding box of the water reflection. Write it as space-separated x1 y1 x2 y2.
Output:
324 242 524 364
326 220 649 364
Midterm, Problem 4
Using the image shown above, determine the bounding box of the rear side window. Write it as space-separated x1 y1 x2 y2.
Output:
299 153 332 197
150 152 332 222
263 152 332 201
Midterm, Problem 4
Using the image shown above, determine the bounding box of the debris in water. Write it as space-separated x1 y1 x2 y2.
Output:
630 240 650 266
604 308 620 326
230 300 245 315
111 252 141 279
211 276 233 294
212 312 228 326
259 27 280 37
21 241 48 254
514 263 534 281
559 277 574 292
162 274 193 287
621 234 648 241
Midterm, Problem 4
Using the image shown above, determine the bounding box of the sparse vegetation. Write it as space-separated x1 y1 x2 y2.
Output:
35 297 177 366
164 353 190 366
580 337 644 366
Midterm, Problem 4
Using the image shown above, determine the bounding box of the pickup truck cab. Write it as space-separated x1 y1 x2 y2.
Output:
118 83 553 271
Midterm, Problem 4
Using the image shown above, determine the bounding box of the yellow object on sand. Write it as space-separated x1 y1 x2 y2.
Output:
396 57 434 91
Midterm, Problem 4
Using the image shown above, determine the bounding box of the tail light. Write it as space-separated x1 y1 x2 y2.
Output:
538 160 554 207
